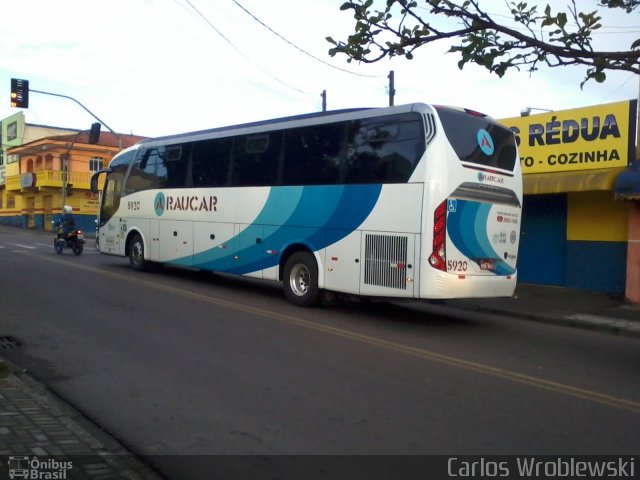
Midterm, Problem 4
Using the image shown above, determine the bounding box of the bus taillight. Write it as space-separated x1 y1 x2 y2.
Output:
429 200 447 271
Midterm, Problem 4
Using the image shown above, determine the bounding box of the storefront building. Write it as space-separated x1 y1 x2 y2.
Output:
501 99 639 301
0 113 145 233
1 112 79 223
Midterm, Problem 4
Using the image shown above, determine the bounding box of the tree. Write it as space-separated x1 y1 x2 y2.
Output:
327 0 640 86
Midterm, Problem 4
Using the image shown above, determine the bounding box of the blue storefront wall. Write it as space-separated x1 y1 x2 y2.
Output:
0 213 96 235
566 240 627 294
518 194 567 286
518 192 627 295
0 214 27 228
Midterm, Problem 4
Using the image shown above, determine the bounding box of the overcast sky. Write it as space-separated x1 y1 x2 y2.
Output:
1 0 638 139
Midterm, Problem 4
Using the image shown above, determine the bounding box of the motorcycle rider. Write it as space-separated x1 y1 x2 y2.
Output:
58 205 76 239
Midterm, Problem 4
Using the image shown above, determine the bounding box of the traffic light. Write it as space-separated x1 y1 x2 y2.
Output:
10 78 29 108
65 184 73 197
88 122 101 144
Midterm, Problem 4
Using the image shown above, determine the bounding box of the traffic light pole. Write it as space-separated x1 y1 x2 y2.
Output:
29 88 122 150
60 130 84 208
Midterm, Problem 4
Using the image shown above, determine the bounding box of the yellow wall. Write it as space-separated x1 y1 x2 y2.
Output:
567 191 628 242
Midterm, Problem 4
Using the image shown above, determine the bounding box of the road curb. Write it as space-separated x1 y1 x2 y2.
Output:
445 304 640 339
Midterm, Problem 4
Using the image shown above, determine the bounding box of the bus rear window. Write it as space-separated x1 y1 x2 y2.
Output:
435 106 517 172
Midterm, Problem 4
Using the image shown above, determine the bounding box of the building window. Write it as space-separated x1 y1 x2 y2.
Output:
89 157 104 171
7 121 17 141
7 193 15 209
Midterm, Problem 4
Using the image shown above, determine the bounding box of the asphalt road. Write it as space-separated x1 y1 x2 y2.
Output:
1 226 638 478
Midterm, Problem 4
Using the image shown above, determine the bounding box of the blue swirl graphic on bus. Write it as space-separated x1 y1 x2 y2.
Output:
170 184 382 273
446 199 515 276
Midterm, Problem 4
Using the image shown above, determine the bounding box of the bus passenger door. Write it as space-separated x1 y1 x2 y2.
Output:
324 232 362 295
159 220 193 266
359 232 417 298
101 220 121 255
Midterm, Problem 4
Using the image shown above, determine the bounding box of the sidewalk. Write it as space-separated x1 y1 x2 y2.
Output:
0 358 163 479
1 283 638 479
443 283 640 338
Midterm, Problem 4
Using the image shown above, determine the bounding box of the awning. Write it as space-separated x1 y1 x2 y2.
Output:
524 167 626 195
614 162 640 200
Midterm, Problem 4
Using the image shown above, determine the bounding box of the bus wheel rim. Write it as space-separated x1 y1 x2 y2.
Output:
289 264 310 296
132 243 143 264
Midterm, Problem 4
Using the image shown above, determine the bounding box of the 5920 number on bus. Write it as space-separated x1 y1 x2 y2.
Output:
447 260 468 272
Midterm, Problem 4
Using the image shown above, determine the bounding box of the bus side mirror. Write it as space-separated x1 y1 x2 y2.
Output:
90 168 112 193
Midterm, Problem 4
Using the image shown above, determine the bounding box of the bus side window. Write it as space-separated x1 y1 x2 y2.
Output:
192 138 232 187
344 114 423 184
162 144 189 188
231 133 282 187
125 149 168 193
282 123 343 185
345 120 377 183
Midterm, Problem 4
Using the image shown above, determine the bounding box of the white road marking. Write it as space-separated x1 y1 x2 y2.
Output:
11 243 37 249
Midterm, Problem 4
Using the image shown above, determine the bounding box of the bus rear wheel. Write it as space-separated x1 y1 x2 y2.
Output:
128 234 148 271
283 252 320 307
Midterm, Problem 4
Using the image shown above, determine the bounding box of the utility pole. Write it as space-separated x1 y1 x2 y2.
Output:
388 70 395 107
321 90 327 112
60 124 101 207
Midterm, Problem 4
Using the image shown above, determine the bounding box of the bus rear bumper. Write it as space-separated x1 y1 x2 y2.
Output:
419 272 518 299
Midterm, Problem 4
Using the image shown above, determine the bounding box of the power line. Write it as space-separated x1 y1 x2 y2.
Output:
600 73 636 102
176 0 312 95
230 0 384 79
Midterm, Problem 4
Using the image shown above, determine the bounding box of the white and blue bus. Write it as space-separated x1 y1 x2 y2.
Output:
91 103 522 307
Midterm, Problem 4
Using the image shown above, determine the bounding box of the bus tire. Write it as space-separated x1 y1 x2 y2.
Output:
128 234 148 272
283 251 320 307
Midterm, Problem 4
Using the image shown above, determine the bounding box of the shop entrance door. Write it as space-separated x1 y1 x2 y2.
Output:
518 194 567 286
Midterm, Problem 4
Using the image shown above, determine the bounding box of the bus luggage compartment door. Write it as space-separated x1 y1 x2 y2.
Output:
160 220 193 267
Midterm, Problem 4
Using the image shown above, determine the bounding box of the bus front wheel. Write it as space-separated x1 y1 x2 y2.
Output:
283 252 320 307
128 234 148 271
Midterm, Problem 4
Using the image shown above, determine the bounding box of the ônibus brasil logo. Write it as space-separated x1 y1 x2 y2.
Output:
477 129 494 155
154 192 165 216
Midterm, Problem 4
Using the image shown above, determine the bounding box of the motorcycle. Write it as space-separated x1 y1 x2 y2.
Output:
53 224 85 255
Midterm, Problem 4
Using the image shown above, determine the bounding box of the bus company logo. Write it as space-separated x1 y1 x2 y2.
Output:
510 230 517 244
154 192 218 217
477 129 495 155
154 192 166 216
477 172 504 184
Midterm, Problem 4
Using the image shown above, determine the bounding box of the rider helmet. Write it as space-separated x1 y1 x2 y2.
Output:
63 205 73 214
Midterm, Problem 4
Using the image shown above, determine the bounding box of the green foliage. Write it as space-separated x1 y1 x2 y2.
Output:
328 0 640 86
